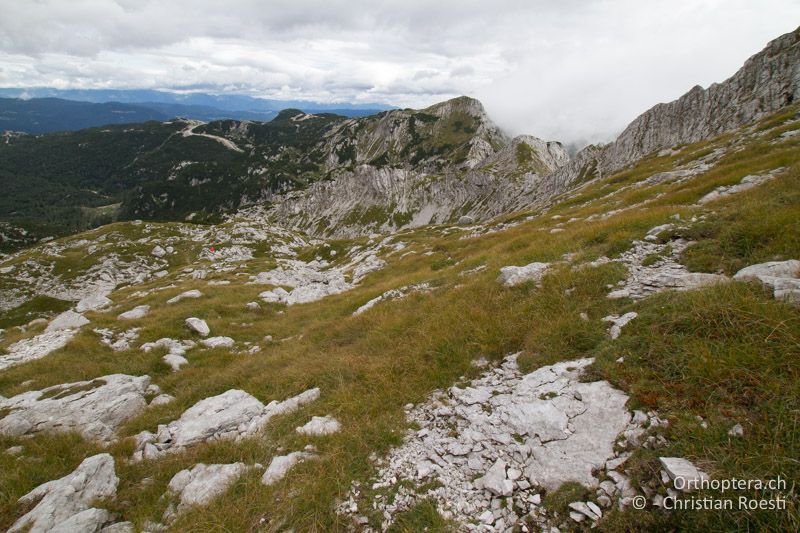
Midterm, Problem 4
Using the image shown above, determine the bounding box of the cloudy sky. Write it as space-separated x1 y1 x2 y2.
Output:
1 0 798 143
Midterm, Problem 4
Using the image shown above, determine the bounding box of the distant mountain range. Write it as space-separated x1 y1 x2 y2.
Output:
0 88 396 134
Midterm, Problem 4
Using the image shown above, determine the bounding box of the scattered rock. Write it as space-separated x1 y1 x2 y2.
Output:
166 463 248 515
607 233 728 299
659 457 709 492
132 388 320 459
8 454 119 533
602 312 638 340
200 336 235 349
167 290 203 304
262 451 316 486
95 327 141 351
117 305 150 320
245 301 261 310
728 423 744 437
697 170 782 205
141 338 196 372
0 329 80 372
733 260 800 305
76 292 113 313
0 374 151 441
296 415 341 436
152 245 167 258
185 317 210 337
352 283 431 315
150 394 175 407
46 310 90 332
340 354 647 530
497 262 550 287
476 459 513 496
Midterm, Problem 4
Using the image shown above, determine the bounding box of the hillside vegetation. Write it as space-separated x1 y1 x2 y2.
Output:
0 102 797 532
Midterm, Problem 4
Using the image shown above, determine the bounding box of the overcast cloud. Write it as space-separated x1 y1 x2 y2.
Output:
1 0 798 143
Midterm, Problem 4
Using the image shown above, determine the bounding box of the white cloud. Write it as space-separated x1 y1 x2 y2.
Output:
0 0 798 142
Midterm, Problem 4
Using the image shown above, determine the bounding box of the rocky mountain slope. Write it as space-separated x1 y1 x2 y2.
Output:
0 88 798 532
0 97 568 251
0 26 799 533
555 25 800 185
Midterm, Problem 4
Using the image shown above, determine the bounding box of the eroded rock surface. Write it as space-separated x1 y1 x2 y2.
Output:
340 354 648 530
734 259 800 305
607 232 728 299
132 387 320 460
8 453 119 533
166 463 249 515
262 451 316 486
497 262 550 287
0 374 151 441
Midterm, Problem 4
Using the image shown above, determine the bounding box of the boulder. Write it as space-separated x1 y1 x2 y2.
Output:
185 317 210 337
200 336 235 349
151 245 167 258
8 454 119 533
733 260 800 281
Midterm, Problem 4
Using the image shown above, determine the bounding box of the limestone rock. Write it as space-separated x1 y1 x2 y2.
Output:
141 338 196 372
185 317 210 337
76 293 113 313
476 459 513 497
8 453 119 533
0 374 151 441
0 329 79 372
133 387 320 458
167 290 203 304
200 336 235 349
659 457 709 492
602 312 638 340
167 463 248 513
497 262 550 287
117 305 150 320
296 415 341 436
46 310 90 332
262 451 316 486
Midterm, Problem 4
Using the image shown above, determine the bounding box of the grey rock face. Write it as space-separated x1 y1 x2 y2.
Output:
497 262 550 287
557 27 800 189
0 374 151 441
167 463 249 513
602 312 638 340
340 354 647 530
296 415 341 436
117 305 150 320
8 453 119 533
185 317 210 336
167 289 203 304
132 387 320 459
262 451 317 486
659 457 709 492
734 259 800 305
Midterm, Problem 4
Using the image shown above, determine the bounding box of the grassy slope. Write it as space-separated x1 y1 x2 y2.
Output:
0 106 798 531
